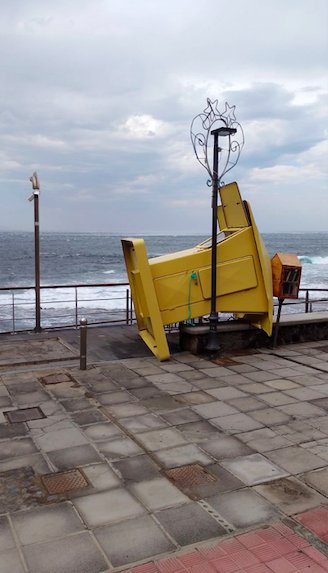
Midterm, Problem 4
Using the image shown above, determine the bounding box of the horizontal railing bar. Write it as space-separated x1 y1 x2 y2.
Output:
0 282 129 292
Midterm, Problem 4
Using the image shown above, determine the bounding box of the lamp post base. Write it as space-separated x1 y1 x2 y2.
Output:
205 313 221 353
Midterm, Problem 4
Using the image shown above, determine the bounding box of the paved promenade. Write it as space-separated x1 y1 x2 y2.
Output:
0 327 328 572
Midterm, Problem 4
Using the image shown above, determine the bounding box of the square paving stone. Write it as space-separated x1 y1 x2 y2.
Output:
81 463 121 491
211 412 264 434
129 477 189 510
60 398 93 412
310 397 328 411
73 488 146 527
119 413 169 433
140 396 183 412
94 515 174 567
302 467 328 496
220 453 288 485
206 387 247 401
113 455 161 482
129 386 166 400
254 476 327 515
34 428 88 452
0 423 28 440
0 438 38 461
176 420 223 443
96 390 136 405
265 446 327 474
192 401 238 419
71 409 107 426
47 444 102 471
11 502 84 545
98 437 143 460
23 532 108 573
82 422 123 442
199 435 254 460
105 403 149 418
4 407 45 423
175 391 216 405
136 427 187 451
0 516 15 551
278 402 327 419
153 444 213 469
160 408 201 425
206 488 280 528
0 549 25 573
248 408 292 426
259 392 297 407
155 502 226 545
227 397 265 412
265 379 300 390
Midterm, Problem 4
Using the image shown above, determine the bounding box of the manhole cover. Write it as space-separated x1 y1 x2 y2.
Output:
165 464 216 487
41 469 89 494
40 373 74 385
4 407 46 423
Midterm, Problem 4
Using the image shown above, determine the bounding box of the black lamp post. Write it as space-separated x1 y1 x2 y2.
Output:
28 172 42 333
190 100 244 353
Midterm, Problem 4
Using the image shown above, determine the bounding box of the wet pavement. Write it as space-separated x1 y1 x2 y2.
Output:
0 327 328 572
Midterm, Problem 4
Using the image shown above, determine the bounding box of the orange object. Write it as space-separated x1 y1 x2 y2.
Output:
271 252 302 299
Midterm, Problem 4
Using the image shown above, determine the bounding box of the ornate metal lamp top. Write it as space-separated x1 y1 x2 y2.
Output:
190 98 244 186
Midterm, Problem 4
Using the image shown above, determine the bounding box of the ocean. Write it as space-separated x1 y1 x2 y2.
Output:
0 232 327 332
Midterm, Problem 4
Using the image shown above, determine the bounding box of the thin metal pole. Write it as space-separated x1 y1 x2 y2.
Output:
34 191 42 332
272 298 284 348
126 289 129 324
12 292 15 334
305 290 309 313
206 129 220 352
75 287 78 328
80 318 87 370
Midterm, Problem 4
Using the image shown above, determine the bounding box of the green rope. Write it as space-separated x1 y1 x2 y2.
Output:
187 271 198 323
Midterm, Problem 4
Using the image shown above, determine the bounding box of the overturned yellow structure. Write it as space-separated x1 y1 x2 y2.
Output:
122 182 273 361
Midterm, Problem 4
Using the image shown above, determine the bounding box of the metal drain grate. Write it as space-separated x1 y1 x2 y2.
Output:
165 464 216 487
40 373 74 385
197 499 236 533
41 469 89 494
5 407 46 423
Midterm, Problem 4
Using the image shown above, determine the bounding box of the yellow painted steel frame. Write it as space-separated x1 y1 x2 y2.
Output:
122 182 273 361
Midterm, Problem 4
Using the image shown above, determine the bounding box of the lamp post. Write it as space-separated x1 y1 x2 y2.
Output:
28 172 42 333
190 100 244 353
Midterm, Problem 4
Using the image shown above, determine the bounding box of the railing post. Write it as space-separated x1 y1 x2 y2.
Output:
305 290 309 313
12 292 15 334
130 289 133 324
79 318 87 370
75 287 78 328
126 289 129 324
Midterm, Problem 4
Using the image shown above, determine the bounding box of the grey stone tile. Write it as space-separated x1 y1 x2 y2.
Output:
23 532 108 573
155 502 225 545
265 446 327 474
85 379 118 394
47 444 102 470
136 427 187 451
259 392 297 407
228 396 266 412
221 453 288 485
60 398 93 412
192 401 238 419
71 409 107 426
0 516 15 551
140 396 183 412
191 377 228 390
161 408 202 425
47 382 86 399
243 371 279 383
241 434 293 453
177 420 223 443
206 488 280 528
129 386 166 400
206 387 247 400
82 422 123 442
0 423 28 440
0 549 25 573
81 463 121 491
301 467 328 496
211 412 264 434
104 402 149 418
0 438 38 461
179 369 210 381
130 477 189 510
98 437 143 460
96 390 136 405
94 515 174 567
264 379 300 390
278 402 327 419
160 362 194 373
248 408 292 426
34 428 88 452
120 413 169 433
153 444 213 468
0 453 50 474
285 387 328 401
175 391 216 405
309 397 328 411
199 435 254 460
113 454 161 482
254 476 327 515
73 488 146 527
241 383 274 394
199 366 234 378
11 502 84 545
228 364 259 374
301 439 328 462
146 372 185 385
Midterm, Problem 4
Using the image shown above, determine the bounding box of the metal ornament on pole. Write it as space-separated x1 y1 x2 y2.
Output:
190 100 244 353
28 172 42 333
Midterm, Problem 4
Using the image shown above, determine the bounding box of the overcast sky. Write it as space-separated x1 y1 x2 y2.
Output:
1 0 327 234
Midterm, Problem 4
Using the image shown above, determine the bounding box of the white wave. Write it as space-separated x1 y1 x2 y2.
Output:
299 255 328 264
103 270 115 274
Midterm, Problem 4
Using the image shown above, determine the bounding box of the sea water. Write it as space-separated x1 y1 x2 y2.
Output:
0 232 327 331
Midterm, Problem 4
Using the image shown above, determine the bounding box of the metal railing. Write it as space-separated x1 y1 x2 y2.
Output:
0 282 134 334
0 284 327 335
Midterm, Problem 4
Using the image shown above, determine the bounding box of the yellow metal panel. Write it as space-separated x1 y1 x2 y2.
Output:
198 257 257 299
219 182 249 228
